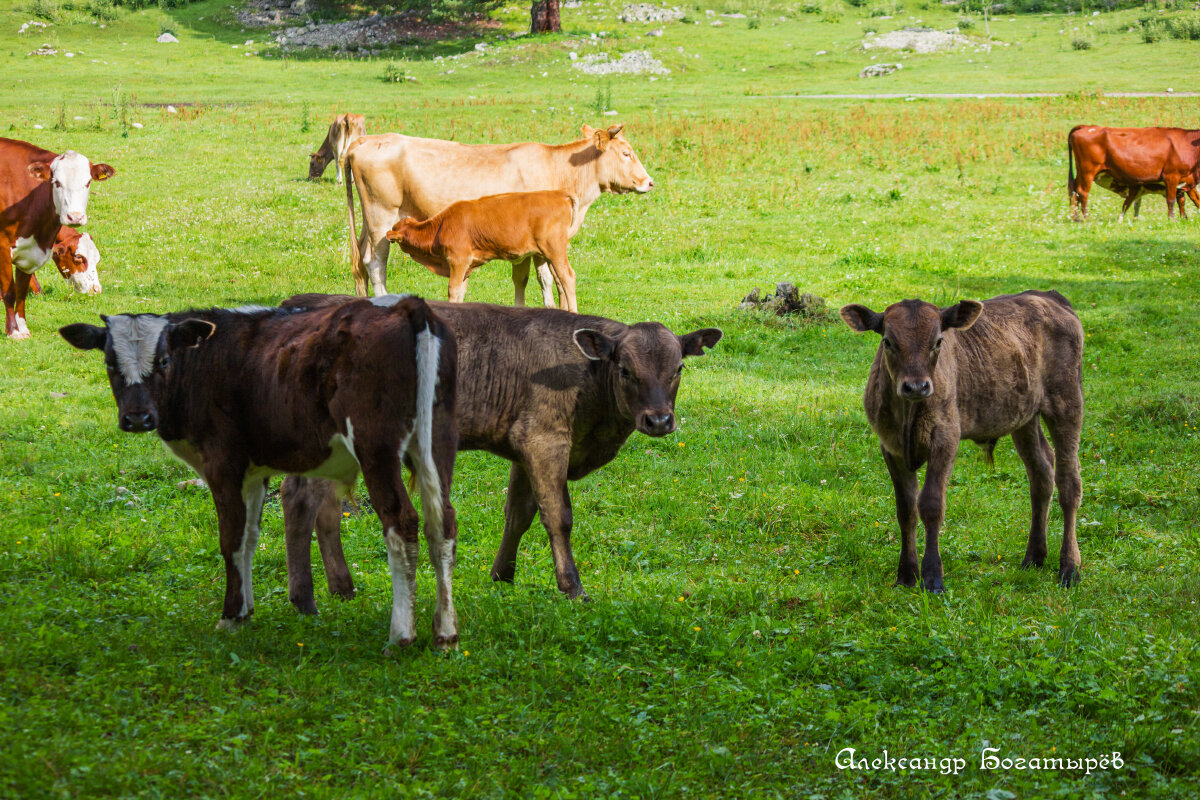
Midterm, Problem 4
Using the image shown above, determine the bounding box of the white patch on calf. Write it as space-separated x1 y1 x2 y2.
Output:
368 293 412 308
230 305 274 314
164 439 206 476
385 525 418 646
70 233 102 295
236 477 267 619
106 315 169 385
50 151 93 225
11 236 50 274
11 315 31 340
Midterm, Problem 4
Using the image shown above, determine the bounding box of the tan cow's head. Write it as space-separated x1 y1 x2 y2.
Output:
583 124 654 195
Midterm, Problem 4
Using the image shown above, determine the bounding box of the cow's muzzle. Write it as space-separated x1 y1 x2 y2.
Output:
119 410 158 433
898 379 933 401
639 410 675 436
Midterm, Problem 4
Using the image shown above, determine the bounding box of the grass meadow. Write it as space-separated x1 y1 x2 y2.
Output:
2 0 1199 796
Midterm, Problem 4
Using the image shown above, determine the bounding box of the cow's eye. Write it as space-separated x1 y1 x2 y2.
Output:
933 336 944 350
619 366 634 381
623 151 632 159
159 355 171 369
674 364 684 377
882 337 893 351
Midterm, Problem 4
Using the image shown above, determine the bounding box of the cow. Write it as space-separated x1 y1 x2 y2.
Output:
1068 125 1200 220
29 227 102 297
1 137 114 339
343 123 653 301
1092 172 1200 222
275 294 722 610
840 290 1084 592
59 298 461 650
385 190 579 311
308 113 366 184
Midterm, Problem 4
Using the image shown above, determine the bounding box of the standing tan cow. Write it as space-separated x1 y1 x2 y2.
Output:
344 124 653 299
308 113 365 183
1068 125 1200 220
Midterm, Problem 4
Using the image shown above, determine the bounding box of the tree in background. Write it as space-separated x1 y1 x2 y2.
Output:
531 0 561 32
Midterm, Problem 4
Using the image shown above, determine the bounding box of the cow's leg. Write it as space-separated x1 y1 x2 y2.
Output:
29 274 43 296
239 479 267 619
207 471 255 628
366 236 391 298
541 240 577 313
1119 190 1139 223
491 462 539 585
1 251 17 338
1164 173 1186 219
1074 169 1099 221
916 433 958 593
1044 410 1083 588
882 447 919 588
1011 418 1055 570
446 259 471 303
524 448 586 599
407 414 459 649
357 443 421 649
533 256 556 309
1178 187 1189 220
313 482 355 599
10 268 35 339
511 257 532 307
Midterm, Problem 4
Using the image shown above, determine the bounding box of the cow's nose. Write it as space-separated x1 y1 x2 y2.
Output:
900 380 932 400
642 411 674 435
64 213 86 226
120 411 156 432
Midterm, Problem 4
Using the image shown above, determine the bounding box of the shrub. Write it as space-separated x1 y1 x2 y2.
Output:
747 16 760 27
87 0 117 19
1071 36 1092 49
1140 19 1165 42
957 15 974 28
1167 13 1200 40
381 63 409 83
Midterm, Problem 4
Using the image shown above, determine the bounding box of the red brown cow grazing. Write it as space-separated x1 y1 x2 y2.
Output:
29 228 102 297
59 299 461 650
1 137 114 338
386 190 579 311
345 124 653 300
308 113 365 183
277 294 722 609
1068 125 1200 220
841 290 1084 591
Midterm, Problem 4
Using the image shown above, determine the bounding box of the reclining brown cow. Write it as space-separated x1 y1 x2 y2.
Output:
277 294 722 611
841 290 1084 591
386 190 579 311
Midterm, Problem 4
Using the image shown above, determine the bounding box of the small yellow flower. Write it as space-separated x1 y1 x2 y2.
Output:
794 569 799 575
463 650 469 657
678 442 685 448
54 492 61 497
693 626 701 632
342 511 350 517
297 642 304 647
678 596 685 602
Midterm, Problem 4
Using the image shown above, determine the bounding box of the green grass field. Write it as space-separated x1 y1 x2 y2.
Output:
2 0 1199 796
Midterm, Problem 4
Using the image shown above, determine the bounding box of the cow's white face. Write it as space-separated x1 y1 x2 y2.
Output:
49 151 95 226
65 234 102 296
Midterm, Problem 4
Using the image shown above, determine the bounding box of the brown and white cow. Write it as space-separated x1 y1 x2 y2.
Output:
1 137 114 338
29 227 102 297
1068 125 1200 220
386 190 579 311
841 290 1084 591
278 294 722 609
308 113 366 184
344 124 653 300
60 299 461 650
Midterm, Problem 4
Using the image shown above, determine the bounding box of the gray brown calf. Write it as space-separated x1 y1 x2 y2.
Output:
840 290 1084 591
279 295 722 609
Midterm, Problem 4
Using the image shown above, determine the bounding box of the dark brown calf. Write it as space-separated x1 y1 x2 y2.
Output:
278 294 722 610
386 190 579 312
1092 173 1200 221
1068 125 1200 220
841 290 1084 591
60 299 460 649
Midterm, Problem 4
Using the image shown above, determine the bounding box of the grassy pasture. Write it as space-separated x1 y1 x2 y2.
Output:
2 0 1200 796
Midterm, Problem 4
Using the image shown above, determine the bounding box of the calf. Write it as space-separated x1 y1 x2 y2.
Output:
29 228 102 297
278 294 722 609
386 190 580 312
59 298 460 649
308 113 365 183
1 137 114 338
840 290 1084 591
1092 173 1200 221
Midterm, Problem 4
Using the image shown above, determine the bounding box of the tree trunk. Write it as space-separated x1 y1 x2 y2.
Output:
530 0 561 33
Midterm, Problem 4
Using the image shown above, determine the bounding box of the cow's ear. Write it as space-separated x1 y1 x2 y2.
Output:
581 124 596 138
90 163 115 181
592 128 612 152
573 328 615 361
679 327 723 358
940 300 983 332
840 304 883 334
605 123 624 138
60 323 107 351
168 318 216 351
28 162 52 182
52 242 68 259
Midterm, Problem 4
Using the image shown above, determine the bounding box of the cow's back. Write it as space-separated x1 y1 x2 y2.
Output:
429 302 624 459
949 291 1082 438
0 138 55 230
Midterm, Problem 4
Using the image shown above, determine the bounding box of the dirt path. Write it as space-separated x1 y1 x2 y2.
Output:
753 92 1200 99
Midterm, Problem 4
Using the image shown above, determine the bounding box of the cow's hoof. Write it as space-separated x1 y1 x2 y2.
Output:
922 577 945 594
289 596 320 616
328 579 356 600
1058 567 1081 588
383 637 416 657
1020 555 1046 570
490 567 516 584
433 633 459 651
214 618 241 632
7 330 31 341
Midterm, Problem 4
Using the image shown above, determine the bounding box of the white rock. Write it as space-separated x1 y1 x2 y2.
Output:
167 105 177 113
156 32 179 43
131 122 144 129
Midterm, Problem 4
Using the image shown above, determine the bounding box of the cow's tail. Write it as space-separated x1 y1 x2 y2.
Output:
345 156 368 297
1067 125 1083 210
408 300 446 549
566 193 580 229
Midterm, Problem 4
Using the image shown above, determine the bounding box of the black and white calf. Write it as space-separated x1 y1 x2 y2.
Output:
60 298 460 649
